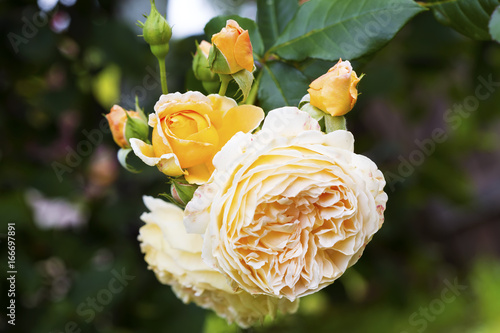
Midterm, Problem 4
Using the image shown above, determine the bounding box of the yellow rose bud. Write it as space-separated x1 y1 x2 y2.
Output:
209 19 253 75
308 59 361 116
106 105 143 149
130 92 264 184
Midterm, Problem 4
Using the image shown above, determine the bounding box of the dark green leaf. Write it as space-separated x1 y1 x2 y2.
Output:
204 15 265 57
270 0 425 61
258 62 309 111
489 5 500 42
298 58 337 80
429 0 500 40
257 0 299 50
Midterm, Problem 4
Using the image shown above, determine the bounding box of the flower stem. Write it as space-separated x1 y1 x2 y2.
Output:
218 74 231 96
158 57 168 94
245 70 262 105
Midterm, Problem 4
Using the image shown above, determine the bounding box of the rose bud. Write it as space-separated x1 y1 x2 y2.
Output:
308 59 361 117
192 40 219 93
140 0 172 60
106 105 148 149
208 19 254 75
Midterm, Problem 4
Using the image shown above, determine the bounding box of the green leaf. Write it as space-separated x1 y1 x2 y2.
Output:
204 15 265 57
429 0 500 40
117 148 142 173
298 58 337 80
257 0 299 50
258 62 309 111
489 5 500 42
269 0 425 62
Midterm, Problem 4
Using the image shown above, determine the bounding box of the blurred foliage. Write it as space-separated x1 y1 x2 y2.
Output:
1 1 500 333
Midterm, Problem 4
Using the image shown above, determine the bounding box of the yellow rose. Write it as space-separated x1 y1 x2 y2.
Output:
139 196 299 328
130 91 264 184
184 107 387 301
105 105 143 148
308 59 361 116
209 19 254 74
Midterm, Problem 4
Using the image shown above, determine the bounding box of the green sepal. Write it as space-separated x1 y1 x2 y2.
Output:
117 148 142 173
324 114 347 133
208 44 232 74
135 95 148 123
231 69 254 102
124 111 149 143
158 191 185 209
193 41 218 82
171 177 199 206
299 95 326 132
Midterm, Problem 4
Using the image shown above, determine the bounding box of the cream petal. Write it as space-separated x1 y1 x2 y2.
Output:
139 195 299 327
262 107 320 137
211 131 254 172
142 196 203 253
184 183 217 234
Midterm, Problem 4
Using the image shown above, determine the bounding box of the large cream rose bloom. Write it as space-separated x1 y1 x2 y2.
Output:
138 196 298 328
184 107 387 301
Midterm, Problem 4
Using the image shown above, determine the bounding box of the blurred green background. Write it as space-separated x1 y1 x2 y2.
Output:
1 0 500 332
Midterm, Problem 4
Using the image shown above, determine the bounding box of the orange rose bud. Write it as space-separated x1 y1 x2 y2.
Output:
308 59 361 116
209 19 253 74
106 105 143 148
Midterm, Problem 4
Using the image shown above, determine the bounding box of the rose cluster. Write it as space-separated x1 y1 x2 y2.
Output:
105 12 387 328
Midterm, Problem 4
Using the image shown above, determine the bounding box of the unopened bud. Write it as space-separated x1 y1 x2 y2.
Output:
140 0 172 59
193 40 217 82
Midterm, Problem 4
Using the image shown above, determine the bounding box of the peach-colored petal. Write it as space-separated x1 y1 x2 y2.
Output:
234 30 253 72
199 40 212 57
